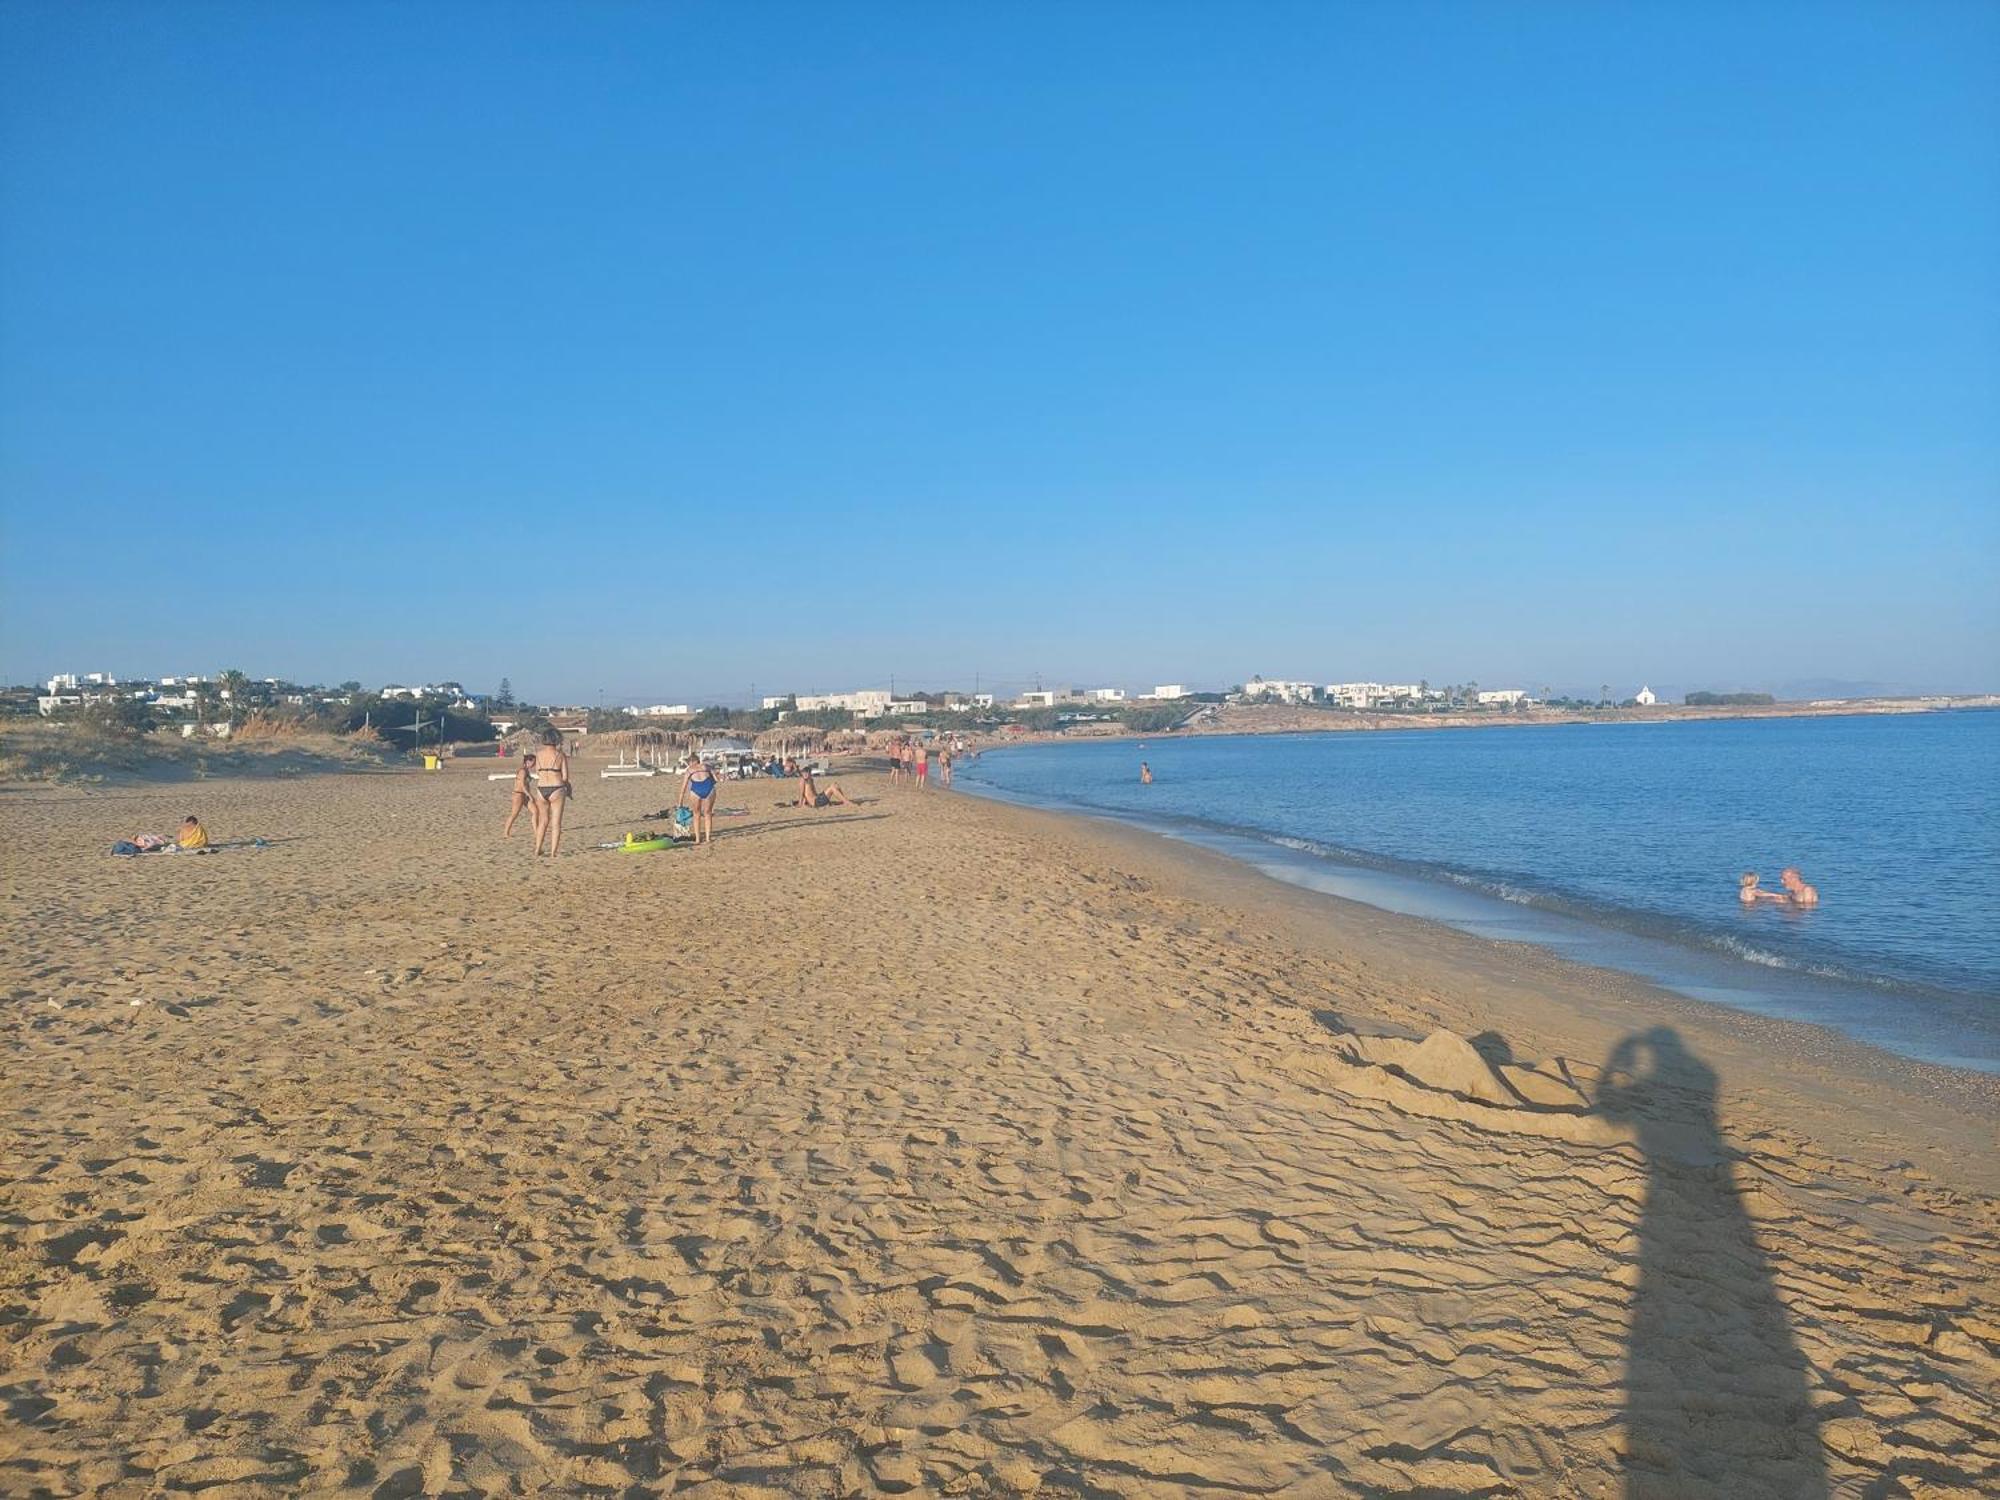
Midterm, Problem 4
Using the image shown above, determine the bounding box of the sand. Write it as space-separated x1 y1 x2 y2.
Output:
2 759 1995 1497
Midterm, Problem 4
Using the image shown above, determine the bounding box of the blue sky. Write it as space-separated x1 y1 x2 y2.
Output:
3 1 1995 705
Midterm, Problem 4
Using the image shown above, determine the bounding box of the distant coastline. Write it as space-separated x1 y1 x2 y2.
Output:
1033 693 2000 743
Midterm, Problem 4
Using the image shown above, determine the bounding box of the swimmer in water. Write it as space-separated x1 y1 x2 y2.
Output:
1140 761 1152 784
1779 867 1819 907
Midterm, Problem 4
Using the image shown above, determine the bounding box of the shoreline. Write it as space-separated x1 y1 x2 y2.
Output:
954 781 2000 1188
954 755 2000 1077
3 766 1995 1493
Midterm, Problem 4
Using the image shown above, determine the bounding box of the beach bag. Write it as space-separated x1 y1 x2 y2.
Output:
675 806 694 828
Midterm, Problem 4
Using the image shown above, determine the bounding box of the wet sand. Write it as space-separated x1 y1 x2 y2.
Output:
2 762 1995 1496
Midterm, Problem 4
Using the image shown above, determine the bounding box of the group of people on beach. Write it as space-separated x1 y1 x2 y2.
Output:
887 735 953 789
1738 867 1819 908
504 728 868 856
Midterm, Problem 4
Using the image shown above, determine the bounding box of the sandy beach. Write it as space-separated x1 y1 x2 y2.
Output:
2 760 1995 1497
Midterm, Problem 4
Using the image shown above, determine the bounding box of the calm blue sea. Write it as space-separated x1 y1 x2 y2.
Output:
958 711 2000 1072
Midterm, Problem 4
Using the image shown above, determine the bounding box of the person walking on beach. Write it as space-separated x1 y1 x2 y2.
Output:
914 738 929 790
531 731 573 857
889 739 906 786
937 744 953 788
679 746 719 848
504 753 544 840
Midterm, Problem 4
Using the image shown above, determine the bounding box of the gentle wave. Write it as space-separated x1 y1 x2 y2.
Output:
1243 817 1936 997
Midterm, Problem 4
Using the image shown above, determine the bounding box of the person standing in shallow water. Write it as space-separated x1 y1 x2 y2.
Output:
1140 761 1152 784
1596 1027 1827 1498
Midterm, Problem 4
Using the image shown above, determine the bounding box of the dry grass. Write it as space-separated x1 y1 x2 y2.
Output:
0 719 396 784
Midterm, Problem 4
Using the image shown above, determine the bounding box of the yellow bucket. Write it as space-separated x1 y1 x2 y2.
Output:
422 753 440 771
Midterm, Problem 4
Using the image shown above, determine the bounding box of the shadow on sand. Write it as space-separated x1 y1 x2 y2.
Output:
1596 1026 1828 1499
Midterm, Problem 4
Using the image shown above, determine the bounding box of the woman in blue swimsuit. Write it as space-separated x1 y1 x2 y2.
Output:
679 748 719 848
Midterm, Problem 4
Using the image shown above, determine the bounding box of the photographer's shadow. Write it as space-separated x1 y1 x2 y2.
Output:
1596 1027 1828 1499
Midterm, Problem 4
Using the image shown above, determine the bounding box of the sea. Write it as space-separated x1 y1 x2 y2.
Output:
957 710 2000 1073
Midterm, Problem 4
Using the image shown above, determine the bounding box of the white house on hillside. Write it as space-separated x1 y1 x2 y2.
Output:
1083 687 1127 702
1634 685 1657 706
796 689 892 716
1241 679 1318 705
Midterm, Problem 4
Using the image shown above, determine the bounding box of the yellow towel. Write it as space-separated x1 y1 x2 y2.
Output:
178 825 209 849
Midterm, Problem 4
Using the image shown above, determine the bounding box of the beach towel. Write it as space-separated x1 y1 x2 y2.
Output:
110 837 269 858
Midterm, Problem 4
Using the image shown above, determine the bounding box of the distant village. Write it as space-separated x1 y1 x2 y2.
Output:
10 669 1689 741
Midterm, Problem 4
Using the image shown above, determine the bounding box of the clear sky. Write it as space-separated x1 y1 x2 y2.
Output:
3 1 1995 705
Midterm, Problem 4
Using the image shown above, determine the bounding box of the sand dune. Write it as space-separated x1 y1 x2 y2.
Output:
2 765 1995 1496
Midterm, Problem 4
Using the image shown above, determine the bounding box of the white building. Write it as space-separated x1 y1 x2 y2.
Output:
1147 684 1189 700
1241 679 1319 705
1477 689 1530 706
635 704 693 718
761 695 795 711
1327 682 1431 708
1634 685 1657 706
1016 691 1059 708
1083 687 1127 702
886 700 928 716
796 689 893 717
969 693 995 709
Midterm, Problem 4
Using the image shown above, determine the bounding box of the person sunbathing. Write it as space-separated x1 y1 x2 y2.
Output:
796 768 852 807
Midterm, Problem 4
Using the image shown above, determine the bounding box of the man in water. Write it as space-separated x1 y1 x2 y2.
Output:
1779 867 1819 906
1140 761 1153 784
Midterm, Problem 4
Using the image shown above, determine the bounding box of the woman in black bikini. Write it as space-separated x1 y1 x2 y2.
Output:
679 747 719 848
532 730 573 857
